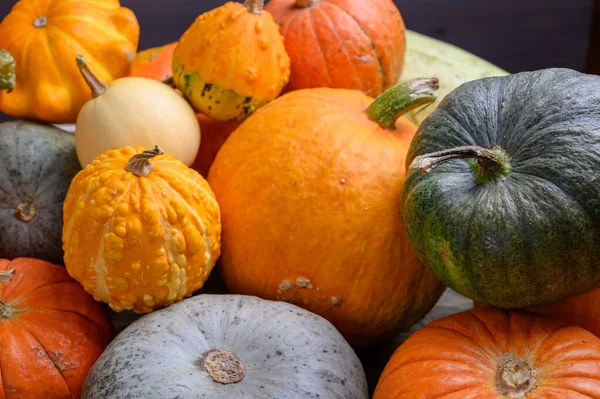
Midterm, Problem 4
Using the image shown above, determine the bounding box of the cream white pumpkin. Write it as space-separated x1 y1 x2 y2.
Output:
83 294 369 398
74 55 200 167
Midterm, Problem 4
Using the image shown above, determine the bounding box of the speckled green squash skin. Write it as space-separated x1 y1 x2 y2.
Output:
0 120 81 265
401 68 600 309
82 294 369 399
172 60 268 121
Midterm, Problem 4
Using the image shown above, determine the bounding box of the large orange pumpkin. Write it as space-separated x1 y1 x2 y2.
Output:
62 146 222 314
128 42 177 81
265 0 406 97
373 307 600 398
0 0 139 123
0 257 113 398
207 78 445 347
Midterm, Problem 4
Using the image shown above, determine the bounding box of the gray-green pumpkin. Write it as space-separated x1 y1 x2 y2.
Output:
401 68 600 309
83 294 369 399
0 120 80 264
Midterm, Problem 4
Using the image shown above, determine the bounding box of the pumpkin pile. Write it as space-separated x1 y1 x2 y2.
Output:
1 0 600 397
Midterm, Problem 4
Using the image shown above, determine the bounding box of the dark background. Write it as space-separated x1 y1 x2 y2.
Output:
1 0 599 122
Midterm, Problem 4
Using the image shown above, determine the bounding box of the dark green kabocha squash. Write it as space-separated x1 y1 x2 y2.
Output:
401 68 600 309
0 120 81 264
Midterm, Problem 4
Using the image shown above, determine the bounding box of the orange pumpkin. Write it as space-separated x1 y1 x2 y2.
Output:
0 257 113 398
265 0 406 97
172 0 291 121
0 0 139 124
62 146 221 314
128 42 177 81
207 78 445 347
373 307 600 398
192 113 242 178
475 289 600 338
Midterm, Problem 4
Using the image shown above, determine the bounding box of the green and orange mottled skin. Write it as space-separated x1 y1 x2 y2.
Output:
0 258 114 398
62 146 221 314
172 0 290 121
208 80 445 347
402 68 600 309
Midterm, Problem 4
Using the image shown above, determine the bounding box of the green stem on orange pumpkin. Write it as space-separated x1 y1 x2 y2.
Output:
365 77 439 130
0 269 15 318
125 146 165 177
296 0 318 7
0 49 16 93
409 145 513 185
244 0 265 14
76 54 107 98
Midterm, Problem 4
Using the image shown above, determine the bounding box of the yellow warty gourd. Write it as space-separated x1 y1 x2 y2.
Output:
62 146 221 313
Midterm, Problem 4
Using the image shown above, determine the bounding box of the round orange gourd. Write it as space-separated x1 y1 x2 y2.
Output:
62 146 221 314
373 307 600 398
0 257 113 398
128 42 178 81
0 0 139 123
207 79 445 347
172 0 291 121
265 0 405 97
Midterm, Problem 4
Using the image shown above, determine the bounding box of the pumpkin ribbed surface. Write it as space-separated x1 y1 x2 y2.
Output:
374 307 600 398
0 257 113 399
265 0 405 97
62 146 221 313
0 0 139 123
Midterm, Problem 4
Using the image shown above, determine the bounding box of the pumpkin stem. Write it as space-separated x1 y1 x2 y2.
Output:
366 78 439 130
244 0 265 14
162 76 176 88
15 196 37 222
0 49 16 93
125 146 165 177
409 145 513 185
296 0 319 7
76 54 107 97
495 353 537 398
0 269 15 318
203 349 245 384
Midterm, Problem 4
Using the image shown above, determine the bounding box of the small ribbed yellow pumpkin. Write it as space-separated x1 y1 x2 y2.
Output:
62 146 221 314
172 0 290 121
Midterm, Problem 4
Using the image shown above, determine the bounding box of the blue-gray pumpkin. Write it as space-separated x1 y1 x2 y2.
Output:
401 68 600 309
0 120 80 264
82 294 369 399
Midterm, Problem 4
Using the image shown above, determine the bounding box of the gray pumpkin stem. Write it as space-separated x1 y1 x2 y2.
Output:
125 146 165 177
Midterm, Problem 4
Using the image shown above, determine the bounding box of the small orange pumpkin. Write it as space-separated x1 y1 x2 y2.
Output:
0 257 113 398
208 78 445 347
172 0 290 121
62 146 221 314
128 42 178 81
0 0 139 123
373 307 600 398
265 0 406 97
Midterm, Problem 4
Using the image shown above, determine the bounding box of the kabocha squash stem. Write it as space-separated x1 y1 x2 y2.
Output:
365 78 439 130
409 145 513 185
124 145 164 177
0 49 16 93
296 0 318 7
244 0 265 14
76 54 107 97
0 269 15 317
